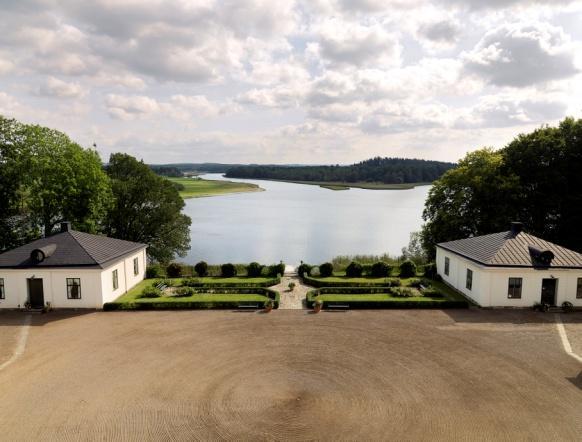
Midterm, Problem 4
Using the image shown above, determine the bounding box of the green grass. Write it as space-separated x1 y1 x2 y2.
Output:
246 178 431 190
168 177 263 199
128 294 269 303
314 294 445 302
309 276 393 283
319 184 349 191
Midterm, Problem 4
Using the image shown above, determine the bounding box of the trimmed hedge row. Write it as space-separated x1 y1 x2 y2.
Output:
306 288 468 309
104 288 280 311
303 276 401 288
180 276 281 288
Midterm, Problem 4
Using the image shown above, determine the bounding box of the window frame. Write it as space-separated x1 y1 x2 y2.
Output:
444 257 450 276
577 278 582 299
66 278 82 300
133 257 139 276
112 269 119 291
508 277 522 299
0 278 4 299
466 269 473 291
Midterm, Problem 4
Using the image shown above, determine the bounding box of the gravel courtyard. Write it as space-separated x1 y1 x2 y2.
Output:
1 309 581 441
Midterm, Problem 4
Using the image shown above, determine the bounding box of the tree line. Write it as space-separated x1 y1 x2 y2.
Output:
225 157 455 184
421 117 582 256
0 116 191 263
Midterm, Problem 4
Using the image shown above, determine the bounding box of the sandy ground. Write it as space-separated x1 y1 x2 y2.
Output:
0 309 581 441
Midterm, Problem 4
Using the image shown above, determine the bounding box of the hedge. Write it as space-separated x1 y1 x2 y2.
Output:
303 276 400 288
180 276 280 288
104 288 280 311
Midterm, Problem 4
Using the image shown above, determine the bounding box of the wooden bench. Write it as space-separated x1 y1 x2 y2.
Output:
328 304 349 311
237 304 259 310
155 283 167 291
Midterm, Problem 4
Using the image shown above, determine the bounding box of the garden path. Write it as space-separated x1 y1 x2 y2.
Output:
274 272 312 310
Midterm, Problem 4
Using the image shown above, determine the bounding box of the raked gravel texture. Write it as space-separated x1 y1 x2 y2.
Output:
0 309 581 441
273 276 312 310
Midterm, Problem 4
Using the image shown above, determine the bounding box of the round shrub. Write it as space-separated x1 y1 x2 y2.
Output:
399 260 417 278
345 261 363 277
145 264 165 279
194 261 209 277
319 262 334 277
166 262 183 278
139 286 162 298
267 262 285 277
423 263 437 279
174 287 195 297
221 263 237 277
392 287 416 298
297 262 313 277
370 261 391 278
362 264 372 277
246 262 264 277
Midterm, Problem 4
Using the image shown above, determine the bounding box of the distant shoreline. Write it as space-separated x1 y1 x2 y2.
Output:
222 176 432 190
169 177 264 199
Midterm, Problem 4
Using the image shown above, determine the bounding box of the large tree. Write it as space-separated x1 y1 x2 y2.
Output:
105 153 191 263
0 116 112 250
421 118 582 257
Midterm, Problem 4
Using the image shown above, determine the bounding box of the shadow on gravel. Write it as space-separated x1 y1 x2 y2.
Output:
567 371 582 390
443 309 577 325
0 310 95 326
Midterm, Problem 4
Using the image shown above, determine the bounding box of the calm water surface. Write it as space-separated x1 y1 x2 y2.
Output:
184 174 430 265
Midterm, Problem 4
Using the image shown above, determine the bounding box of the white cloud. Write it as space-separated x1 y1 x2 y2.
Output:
463 22 579 87
37 77 86 98
105 94 160 120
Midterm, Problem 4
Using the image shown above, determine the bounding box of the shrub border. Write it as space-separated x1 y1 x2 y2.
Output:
303 275 399 288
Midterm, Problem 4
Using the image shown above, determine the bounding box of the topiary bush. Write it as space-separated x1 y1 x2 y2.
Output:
345 261 363 277
423 263 437 279
221 263 237 277
370 261 391 278
319 262 334 277
146 264 165 279
267 262 285 277
399 260 417 278
297 262 313 278
138 286 162 298
194 261 209 277
166 262 183 278
246 262 264 277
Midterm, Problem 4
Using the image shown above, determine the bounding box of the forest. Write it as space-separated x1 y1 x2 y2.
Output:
224 157 455 184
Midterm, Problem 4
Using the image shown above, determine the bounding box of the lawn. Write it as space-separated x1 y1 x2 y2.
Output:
168 177 262 199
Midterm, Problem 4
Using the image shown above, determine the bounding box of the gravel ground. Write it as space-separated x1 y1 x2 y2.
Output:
0 309 581 441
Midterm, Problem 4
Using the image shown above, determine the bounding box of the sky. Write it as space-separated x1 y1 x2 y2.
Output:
1 0 581 165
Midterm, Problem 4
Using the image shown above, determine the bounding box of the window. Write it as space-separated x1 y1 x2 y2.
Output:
444 257 450 276
112 269 119 290
577 278 582 299
66 278 81 299
0 278 4 299
466 269 473 291
508 277 522 299
133 257 139 276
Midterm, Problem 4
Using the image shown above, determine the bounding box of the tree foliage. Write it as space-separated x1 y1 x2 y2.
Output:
105 153 191 263
225 157 455 184
421 118 582 255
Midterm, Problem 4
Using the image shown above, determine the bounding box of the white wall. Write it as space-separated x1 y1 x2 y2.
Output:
0 248 147 309
436 246 582 307
100 249 147 304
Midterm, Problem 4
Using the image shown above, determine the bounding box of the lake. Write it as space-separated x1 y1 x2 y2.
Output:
184 174 430 265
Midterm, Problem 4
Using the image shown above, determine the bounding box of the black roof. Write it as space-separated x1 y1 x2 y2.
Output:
437 231 582 268
0 230 147 269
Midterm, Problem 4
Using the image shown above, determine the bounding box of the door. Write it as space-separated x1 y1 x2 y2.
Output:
28 278 44 309
541 278 557 306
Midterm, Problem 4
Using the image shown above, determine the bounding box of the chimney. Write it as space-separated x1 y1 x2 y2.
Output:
510 222 523 236
60 221 72 233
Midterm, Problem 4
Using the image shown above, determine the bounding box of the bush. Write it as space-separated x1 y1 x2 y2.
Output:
319 262 334 277
362 264 372 276
392 287 417 298
166 262 184 278
221 263 237 277
399 260 417 278
423 263 437 279
182 277 201 287
194 261 209 277
138 286 162 298
345 261 364 277
267 262 285 277
246 262 264 277
145 264 165 279
370 262 391 278
297 262 313 277
174 287 195 297
408 278 422 288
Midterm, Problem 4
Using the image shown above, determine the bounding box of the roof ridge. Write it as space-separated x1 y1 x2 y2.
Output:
63 231 100 265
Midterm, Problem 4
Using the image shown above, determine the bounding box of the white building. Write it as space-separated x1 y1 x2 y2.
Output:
0 222 147 309
436 222 582 308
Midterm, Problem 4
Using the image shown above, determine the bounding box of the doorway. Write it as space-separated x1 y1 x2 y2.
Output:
27 278 44 309
541 278 557 306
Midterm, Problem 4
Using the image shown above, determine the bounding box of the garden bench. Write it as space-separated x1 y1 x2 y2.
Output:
237 304 259 310
155 283 167 291
328 304 349 311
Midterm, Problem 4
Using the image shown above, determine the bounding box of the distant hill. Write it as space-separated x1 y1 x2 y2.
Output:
224 157 456 185
150 163 246 174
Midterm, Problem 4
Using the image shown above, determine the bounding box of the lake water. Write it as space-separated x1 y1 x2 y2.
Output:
183 174 430 265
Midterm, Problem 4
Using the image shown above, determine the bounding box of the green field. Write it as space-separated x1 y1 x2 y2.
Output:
168 177 263 198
